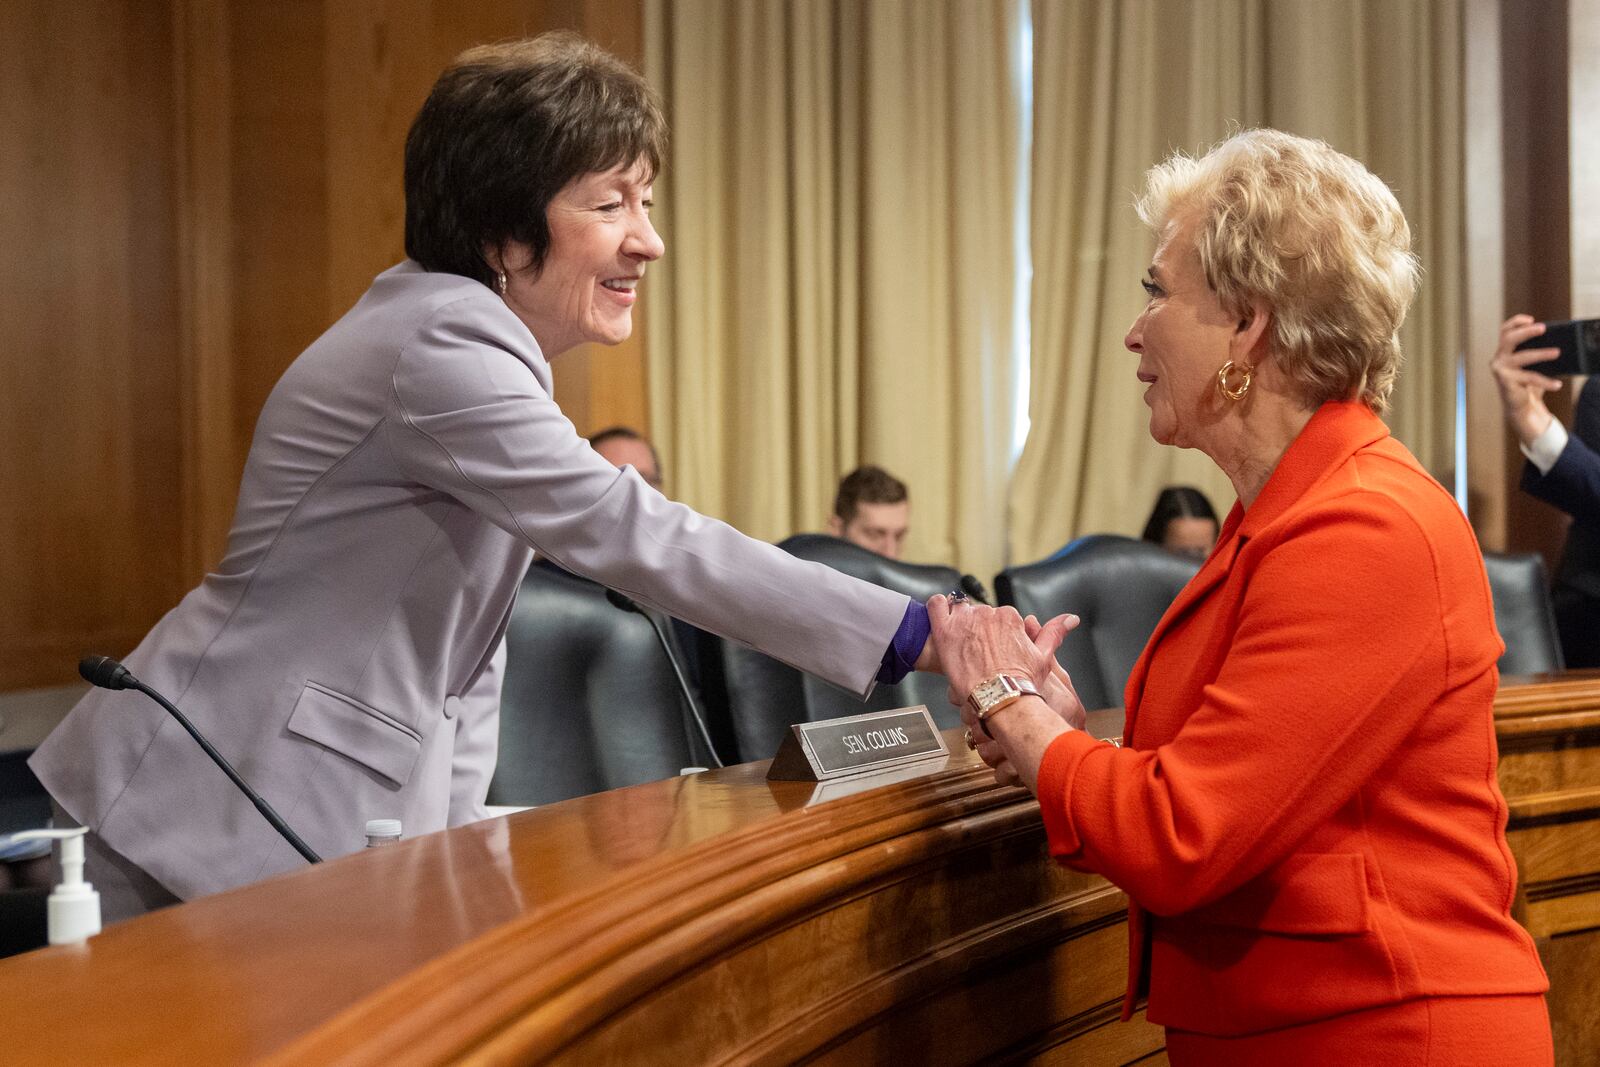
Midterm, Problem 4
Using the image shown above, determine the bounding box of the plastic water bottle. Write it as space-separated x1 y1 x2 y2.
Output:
364 819 402 847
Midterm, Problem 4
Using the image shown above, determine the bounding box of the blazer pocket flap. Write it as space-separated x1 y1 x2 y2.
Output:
287 682 422 788
1190 852 1370 936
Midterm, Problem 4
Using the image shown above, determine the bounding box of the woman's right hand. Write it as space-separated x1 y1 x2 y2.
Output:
1023 614 1088 731
1491 314 1563 446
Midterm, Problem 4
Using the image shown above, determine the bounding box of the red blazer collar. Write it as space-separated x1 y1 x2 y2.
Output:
1235 401 1389 539
1121 401 1389 736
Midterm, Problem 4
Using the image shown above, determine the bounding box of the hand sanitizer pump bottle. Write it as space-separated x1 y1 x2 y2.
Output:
7 827 102 944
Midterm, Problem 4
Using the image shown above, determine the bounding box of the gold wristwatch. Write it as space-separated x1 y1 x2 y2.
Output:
966 673 1040 723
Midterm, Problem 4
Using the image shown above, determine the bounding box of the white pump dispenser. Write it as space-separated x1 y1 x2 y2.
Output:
8 828 102 944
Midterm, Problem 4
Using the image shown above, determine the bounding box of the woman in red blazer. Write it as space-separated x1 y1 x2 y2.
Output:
933 130 1551 1064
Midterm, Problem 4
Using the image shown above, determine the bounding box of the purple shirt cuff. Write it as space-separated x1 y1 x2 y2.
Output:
877 599 930 685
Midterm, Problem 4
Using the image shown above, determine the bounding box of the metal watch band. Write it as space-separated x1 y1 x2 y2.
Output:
967 673 1040 722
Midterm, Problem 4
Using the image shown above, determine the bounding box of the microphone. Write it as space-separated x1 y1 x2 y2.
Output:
959 574 991 605
604 590 725 768
78 654 134 690
77 656 321 864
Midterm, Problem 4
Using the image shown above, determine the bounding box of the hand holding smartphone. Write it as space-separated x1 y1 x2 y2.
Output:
1513 318 1600 376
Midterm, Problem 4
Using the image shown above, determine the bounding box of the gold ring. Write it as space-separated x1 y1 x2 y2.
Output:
964 728 976 750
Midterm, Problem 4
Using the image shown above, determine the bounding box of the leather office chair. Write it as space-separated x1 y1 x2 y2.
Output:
489 560 705 807
717 534 963 764
1482 551 1565 676
996 535 1200 711
0 751 51 958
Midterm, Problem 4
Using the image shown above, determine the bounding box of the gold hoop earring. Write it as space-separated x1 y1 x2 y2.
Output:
1217 360 1253 401
496 271 508 296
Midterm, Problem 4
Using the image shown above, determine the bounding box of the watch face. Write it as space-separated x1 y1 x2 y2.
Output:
973 677 1011 711
970 674 1037 720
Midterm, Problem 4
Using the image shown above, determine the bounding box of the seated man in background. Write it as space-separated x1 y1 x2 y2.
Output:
590 426 663 491
827 466 911 559
1491 313 1600 667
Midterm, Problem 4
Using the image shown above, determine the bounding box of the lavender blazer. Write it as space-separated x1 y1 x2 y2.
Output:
31 262 909 900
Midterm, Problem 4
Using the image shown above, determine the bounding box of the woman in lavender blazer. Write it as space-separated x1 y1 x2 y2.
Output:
32 34 946 919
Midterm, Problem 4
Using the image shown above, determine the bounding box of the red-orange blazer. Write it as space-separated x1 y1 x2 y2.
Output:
1035 401 1548 1037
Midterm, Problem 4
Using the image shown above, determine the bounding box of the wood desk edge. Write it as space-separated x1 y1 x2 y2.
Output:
1 681 1595 1064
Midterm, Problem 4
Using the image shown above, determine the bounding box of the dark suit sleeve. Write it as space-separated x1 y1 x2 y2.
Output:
1521 432 1600 527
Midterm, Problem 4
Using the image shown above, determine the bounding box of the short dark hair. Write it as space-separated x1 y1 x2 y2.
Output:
588 425 660 473
1140 485 1219 544
833 466 909 524
404 32 666 288
588 425 645 449
588 425 662 476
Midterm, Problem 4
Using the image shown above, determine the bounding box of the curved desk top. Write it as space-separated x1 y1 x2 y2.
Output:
3 679 1599 1065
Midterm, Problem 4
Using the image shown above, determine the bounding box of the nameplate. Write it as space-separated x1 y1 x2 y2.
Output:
767 706 947 782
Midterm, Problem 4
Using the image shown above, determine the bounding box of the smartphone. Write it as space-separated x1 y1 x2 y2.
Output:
1514 318 1600 376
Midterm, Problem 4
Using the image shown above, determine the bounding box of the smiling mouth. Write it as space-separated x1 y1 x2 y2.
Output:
601 277 640 293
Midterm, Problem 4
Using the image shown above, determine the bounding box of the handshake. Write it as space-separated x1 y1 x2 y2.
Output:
915 592 1088 791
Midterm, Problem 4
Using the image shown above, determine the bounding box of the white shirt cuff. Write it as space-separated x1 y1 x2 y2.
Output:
1521 418 1570 475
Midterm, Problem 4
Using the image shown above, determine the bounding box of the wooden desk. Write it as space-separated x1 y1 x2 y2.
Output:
1 681 1597 1065
1495 673 1600 1060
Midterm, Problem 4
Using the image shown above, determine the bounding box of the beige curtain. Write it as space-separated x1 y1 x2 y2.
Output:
1010 0 1464 564
643 0 1022 581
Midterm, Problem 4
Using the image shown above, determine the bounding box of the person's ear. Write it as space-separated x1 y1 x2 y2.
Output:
481 242 506 276
483 241 538 275
826 515 844 538
1232 297 1272 363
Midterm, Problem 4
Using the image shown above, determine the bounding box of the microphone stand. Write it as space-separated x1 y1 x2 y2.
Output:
604 592 726 768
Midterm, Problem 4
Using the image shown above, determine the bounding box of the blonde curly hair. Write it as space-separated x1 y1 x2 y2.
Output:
1135 129 1419 413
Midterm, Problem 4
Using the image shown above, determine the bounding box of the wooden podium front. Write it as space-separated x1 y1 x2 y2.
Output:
2 679 1598 1065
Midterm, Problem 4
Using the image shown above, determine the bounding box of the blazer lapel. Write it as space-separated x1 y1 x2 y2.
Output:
1121 511 1242 740
1120 402 1389 741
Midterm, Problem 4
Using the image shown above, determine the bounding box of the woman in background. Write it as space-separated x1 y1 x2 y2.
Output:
934 130 1550 1063
1139 485 1219 560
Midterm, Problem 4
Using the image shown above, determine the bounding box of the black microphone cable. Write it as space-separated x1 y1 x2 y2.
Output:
78 656 321 864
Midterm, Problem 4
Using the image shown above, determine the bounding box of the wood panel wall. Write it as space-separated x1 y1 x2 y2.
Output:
0 3 185 691
1 0 648 692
